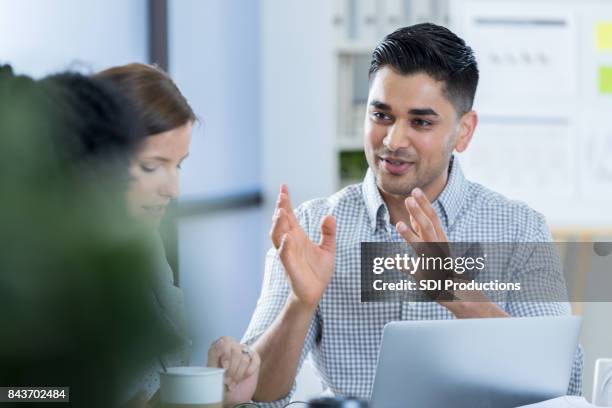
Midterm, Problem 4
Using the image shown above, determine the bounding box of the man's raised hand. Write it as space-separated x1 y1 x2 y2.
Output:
269 184 336 308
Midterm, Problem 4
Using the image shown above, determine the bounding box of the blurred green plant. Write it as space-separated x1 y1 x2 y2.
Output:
339 150 368 184
0 69 179 407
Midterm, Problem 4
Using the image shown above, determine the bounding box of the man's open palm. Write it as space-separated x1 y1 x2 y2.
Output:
270 184 336 307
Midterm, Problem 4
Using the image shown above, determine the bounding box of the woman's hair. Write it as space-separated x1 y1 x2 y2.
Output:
95 63 196 136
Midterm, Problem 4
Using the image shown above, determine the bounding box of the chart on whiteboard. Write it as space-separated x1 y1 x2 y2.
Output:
450 0 612 226
458 117 576 200
582 127 612 191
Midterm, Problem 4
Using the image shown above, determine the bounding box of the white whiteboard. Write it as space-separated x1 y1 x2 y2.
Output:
450 0 612 228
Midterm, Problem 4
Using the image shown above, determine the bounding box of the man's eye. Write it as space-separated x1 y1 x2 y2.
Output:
371 112 391 121
412 119 432 128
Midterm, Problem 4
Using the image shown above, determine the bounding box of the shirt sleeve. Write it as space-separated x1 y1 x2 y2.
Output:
505 210 584 395
241 208 321 407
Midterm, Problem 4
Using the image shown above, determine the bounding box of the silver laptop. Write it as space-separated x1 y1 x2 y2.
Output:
370 316 581 408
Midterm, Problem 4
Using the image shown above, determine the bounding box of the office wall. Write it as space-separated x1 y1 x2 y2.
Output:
168 0 265 363
178 208 266 363
168 0 261 198
260 0 337 210
174 0 338 362
259 0 338 398
173 0 338 387
0 0 147 77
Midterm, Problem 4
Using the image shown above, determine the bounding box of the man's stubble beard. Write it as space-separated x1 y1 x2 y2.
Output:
374 143 455 198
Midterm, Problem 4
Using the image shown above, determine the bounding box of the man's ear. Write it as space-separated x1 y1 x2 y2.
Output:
454 110 478 153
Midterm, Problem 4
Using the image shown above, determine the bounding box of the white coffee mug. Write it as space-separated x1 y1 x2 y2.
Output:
593 358 612 407
160 366 225 408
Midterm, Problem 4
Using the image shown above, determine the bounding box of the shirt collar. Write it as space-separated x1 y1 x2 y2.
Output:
361 156 468 231
362 168 388 231
435 156 468 228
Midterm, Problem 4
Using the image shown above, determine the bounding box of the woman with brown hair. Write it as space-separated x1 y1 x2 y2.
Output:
1 65 176 408
94 63 260 407
96 63 194 229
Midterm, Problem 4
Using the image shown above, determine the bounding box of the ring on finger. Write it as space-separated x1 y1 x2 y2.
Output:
241 344 253 358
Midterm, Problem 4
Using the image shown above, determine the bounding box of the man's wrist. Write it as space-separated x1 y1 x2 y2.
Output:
287 292 319 314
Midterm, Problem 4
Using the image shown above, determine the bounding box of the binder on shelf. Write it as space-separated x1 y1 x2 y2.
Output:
431 0 449 24
337 54 354 141
350 103 366 142
410 0 432 23
355 0 380 44
332 0 349 43
382 0 405 36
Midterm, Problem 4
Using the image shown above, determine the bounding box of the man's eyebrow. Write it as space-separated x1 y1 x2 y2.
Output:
369 100 391 110
369 102 439 117
409 108 439 116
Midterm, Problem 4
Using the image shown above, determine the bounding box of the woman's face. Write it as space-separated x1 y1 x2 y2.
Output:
126 122 192 228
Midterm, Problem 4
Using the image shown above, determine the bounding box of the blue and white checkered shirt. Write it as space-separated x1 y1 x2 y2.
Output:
243 158 583 406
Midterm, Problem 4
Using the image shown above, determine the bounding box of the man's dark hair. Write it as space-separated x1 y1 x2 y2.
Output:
369 23 479 115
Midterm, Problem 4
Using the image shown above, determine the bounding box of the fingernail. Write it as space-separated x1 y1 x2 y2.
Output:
413 188 422 197
397 221 408 232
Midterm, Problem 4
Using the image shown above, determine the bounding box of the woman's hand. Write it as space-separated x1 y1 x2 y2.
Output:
207 336 260 407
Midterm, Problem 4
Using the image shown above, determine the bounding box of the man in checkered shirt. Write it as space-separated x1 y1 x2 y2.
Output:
242 23 583 405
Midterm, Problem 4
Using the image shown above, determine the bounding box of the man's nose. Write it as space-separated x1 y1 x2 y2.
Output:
382 120 412 151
